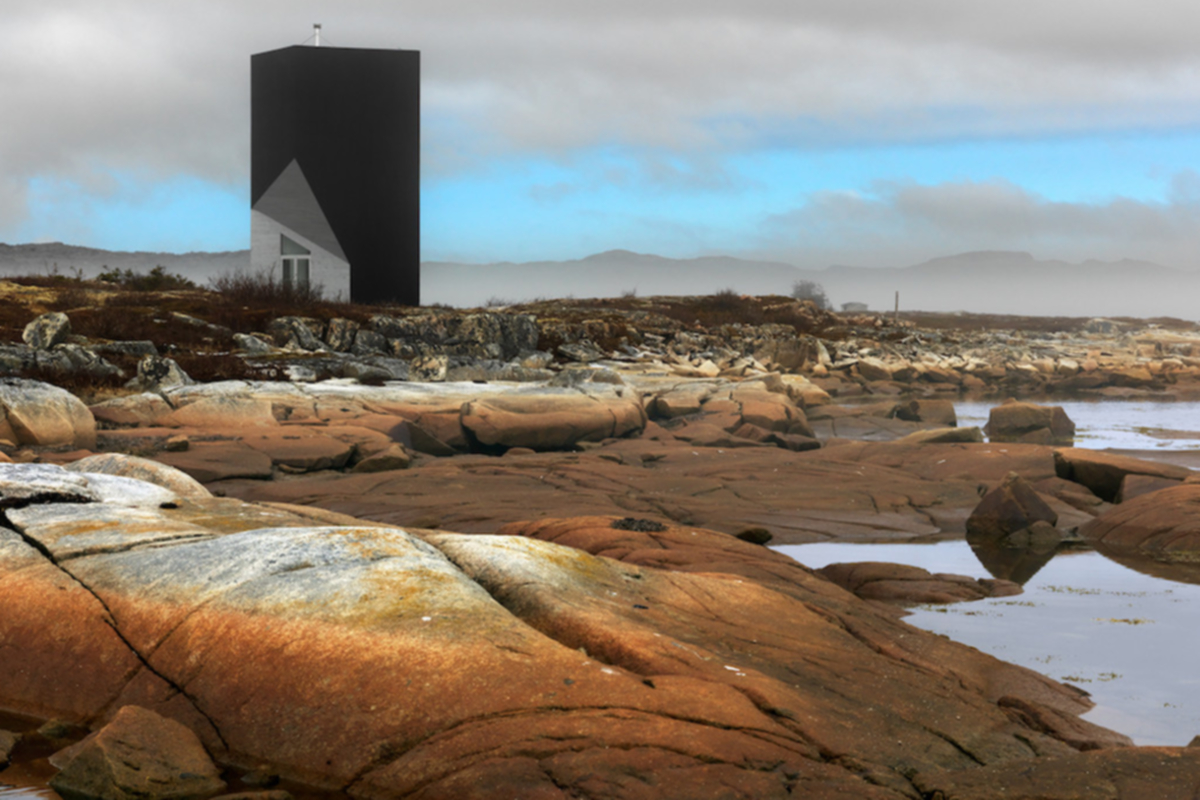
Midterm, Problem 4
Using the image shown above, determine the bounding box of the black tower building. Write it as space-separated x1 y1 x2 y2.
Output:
251 44 420 305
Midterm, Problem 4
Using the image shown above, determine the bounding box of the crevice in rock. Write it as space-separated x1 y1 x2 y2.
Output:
1 520 229 752
919 724 986 767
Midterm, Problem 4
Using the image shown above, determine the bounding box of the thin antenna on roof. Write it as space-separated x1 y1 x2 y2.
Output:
313 23 322 46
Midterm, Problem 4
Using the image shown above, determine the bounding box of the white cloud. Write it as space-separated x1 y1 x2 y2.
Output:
5 0 1200 248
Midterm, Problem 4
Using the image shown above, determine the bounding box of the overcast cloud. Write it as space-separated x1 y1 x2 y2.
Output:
4 1 1200 264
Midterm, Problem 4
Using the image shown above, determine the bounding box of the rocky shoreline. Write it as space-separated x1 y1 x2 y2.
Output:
4 280 1200 798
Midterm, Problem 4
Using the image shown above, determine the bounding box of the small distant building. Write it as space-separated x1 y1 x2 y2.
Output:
251 39 420 304
841 302 869 313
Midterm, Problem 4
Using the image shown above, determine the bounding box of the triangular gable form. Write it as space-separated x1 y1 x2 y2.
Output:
251 160 347 262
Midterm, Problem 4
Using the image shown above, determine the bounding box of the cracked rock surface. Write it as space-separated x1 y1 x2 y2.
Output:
2 460 1184 799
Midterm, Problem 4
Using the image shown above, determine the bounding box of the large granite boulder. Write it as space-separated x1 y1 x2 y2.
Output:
0 467 1136 798
49 705 226 800
985 401 1075 445
0 378 97 449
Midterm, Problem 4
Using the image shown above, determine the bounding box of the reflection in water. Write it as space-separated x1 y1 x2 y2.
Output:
956 400 1200 452
966 532 1063 584
774 539 1200 746
1093 543 1200 587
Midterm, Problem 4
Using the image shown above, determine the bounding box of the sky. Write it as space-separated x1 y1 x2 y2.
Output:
5 1 1200 269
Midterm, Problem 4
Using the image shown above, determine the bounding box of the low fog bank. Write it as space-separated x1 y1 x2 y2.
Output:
426 250 1200 320
3 243 1197 320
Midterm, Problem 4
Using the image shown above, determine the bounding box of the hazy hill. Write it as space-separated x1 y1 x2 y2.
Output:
799 251 1199 319
2 242 1197 318
422 249 803 306
0 242 248 285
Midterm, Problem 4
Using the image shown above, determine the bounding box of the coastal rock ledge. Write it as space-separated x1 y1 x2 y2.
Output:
1 460 1196 799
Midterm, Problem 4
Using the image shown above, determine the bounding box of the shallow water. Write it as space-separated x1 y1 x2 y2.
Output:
775 540 1200 746
956 399 1200 451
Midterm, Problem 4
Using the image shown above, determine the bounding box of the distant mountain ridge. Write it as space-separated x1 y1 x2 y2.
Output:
1 242 1195 318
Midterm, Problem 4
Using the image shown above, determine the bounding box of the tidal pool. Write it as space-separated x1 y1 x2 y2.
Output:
956 399 1200 451
774 540 1200 746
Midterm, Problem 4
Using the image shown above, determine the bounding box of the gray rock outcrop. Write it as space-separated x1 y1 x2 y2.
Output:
23 311 72 350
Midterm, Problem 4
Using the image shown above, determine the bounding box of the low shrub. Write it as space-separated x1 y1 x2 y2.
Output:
97 265 197 292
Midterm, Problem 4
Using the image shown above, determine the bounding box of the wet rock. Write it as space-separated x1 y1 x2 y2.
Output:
0 378 97 449
817 561 1022 605
1054 448 1192 503
967 471 1059 541
23 311 71 349
49 705 226 800
136 356 193 391
985 401 1076 445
